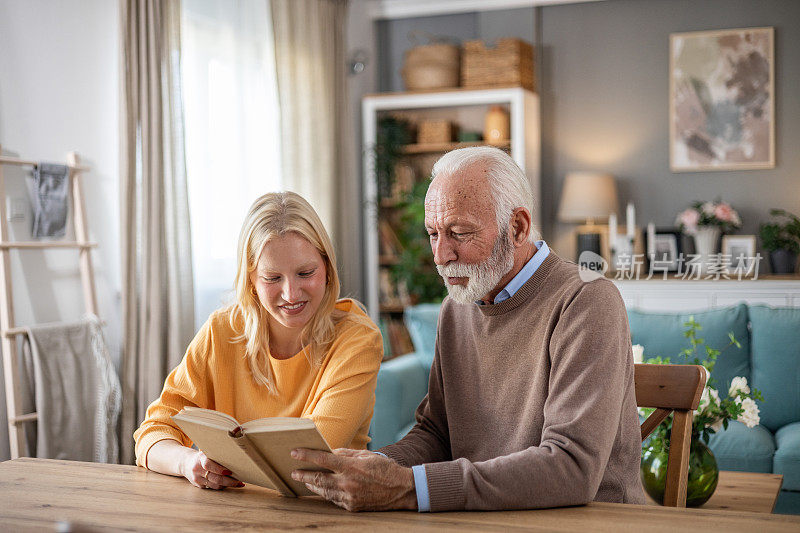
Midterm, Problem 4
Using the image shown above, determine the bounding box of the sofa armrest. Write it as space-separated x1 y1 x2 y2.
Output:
368 352 430 450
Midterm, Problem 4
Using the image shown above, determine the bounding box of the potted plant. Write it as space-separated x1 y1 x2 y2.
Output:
759 209 800 274
675 200 742 271
374 116 412 199
676 200 741 273
637 317 763 507
390 179 447 304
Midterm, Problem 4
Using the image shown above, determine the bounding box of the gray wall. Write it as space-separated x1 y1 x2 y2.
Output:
378 8 536 92
376 0 800 268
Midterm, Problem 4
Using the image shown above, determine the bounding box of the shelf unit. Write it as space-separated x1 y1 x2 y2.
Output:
361 87 540 353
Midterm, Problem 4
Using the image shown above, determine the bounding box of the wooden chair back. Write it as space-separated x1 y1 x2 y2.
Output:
634 363 707 507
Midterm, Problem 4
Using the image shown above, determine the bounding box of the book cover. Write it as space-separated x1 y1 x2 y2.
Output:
172 408 331 497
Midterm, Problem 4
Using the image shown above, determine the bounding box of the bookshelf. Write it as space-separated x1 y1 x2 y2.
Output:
361 87 540 359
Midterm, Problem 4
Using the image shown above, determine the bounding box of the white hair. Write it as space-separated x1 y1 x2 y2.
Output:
431 146 540 242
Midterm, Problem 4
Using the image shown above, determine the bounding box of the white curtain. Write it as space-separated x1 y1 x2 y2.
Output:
270 0 357 297
181 0 283 327
119 0 196 464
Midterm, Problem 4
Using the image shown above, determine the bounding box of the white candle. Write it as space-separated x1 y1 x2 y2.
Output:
626 203 635 239
609 213 618 250
647 222 656 256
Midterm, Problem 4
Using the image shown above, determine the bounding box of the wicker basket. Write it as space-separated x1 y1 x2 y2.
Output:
461 38 535 91
401 42 460 91
417 119 453 144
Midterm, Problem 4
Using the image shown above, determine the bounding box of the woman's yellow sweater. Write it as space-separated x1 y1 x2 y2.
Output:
134 299 383 468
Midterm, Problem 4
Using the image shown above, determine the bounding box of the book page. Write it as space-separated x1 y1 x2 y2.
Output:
241 416 316 432
172 415 278 491
180 406 241 428
244 422 332 497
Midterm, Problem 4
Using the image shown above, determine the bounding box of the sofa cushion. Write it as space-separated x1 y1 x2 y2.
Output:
403 303 441 369
396 421 417 444
370 353 430 450
749 306 800 432
775 422 800 491
708 420 775 473
627 304 750 394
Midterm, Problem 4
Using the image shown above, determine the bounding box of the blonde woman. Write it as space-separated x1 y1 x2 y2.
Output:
134 192 383 490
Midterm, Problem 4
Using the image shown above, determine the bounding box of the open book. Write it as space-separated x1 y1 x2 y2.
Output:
171 407 332 497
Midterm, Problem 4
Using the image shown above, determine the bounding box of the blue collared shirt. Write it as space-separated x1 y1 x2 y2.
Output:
489 241 550 304
412 240 550 512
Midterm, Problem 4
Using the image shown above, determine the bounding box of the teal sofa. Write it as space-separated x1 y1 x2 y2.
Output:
369 302 800 515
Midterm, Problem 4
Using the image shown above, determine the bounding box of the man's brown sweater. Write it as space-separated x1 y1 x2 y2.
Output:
380 252 645 511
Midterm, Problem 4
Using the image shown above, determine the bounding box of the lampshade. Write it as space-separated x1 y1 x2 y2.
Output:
557 171 619 223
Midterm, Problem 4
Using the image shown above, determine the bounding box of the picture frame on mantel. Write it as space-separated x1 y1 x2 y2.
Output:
722 234 757 273
646 229 682 272
670 27 775 172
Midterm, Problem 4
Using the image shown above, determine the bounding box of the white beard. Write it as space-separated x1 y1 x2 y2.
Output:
437 230 515 304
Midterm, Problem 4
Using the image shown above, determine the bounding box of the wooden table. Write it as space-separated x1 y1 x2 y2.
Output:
2 458 799 532
645 471 784 513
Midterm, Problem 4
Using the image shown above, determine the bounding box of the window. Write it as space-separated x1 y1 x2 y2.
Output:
181 0 282 327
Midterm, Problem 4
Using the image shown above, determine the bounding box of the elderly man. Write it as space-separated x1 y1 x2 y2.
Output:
291 146 645 512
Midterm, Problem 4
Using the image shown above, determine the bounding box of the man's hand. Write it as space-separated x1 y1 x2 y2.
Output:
291 448 417 512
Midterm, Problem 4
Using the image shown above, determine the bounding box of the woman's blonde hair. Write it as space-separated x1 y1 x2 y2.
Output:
230 191 341 394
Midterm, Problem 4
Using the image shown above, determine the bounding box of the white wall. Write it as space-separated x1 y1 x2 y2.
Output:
0 0 121 460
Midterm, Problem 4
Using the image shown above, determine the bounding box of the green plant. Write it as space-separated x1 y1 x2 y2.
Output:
638 317 763 446
390 179 447 303
759 209 800 253
374 117 411 199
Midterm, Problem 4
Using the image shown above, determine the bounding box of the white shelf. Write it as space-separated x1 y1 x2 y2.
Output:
361 87 540 319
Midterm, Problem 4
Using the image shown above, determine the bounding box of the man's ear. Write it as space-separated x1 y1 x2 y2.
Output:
509 207 532 246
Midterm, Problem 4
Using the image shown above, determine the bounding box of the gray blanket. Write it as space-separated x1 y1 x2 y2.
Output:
21 315 121 462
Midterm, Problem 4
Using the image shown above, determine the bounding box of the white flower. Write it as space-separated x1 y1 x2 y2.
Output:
708 388 719 409
737 397 760 428
702 202 716 215
729 376 750 397
632 344 644 364
696 386 719 416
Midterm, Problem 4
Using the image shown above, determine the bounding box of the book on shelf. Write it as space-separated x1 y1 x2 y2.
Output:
387 319 415 357
171 407 331 497
378 220 402 258
377 319 392 360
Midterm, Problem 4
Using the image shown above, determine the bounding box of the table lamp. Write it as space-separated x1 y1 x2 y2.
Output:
557 171 619 266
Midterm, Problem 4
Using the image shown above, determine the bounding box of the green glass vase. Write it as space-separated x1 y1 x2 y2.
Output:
640 436 719 507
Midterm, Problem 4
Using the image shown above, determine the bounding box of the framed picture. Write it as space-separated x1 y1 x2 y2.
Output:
722 235 757 273
670 27 774 172
646 229 682 272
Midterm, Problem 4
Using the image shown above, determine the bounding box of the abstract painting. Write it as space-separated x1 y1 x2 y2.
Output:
670 27 774 172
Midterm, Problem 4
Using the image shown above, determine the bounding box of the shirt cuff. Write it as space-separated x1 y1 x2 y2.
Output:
373 451 387 458
412 464 430 512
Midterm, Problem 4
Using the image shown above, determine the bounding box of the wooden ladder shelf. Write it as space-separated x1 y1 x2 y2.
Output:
0 147 99 459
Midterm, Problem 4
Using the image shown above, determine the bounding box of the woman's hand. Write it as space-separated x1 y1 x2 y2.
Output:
146 439 244 490
180 449 245 490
